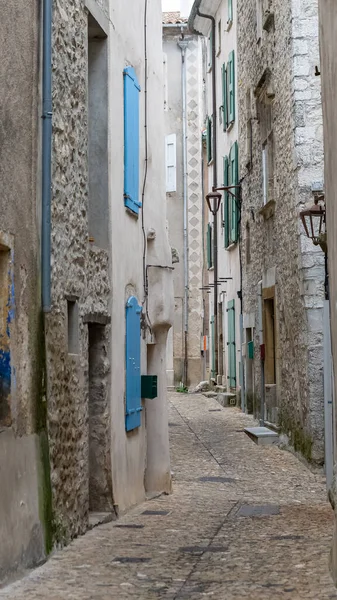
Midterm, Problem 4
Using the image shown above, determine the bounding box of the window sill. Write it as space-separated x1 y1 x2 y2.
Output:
226 19 233 32
208 266 214 272
207 159 214 166
216 48 221 58
225 241 238 251
259 199 275 221
226 120 235 133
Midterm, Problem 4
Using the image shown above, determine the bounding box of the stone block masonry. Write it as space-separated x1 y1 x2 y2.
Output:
237 0 325 462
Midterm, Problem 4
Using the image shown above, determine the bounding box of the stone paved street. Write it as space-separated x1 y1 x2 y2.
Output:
1 392 337 599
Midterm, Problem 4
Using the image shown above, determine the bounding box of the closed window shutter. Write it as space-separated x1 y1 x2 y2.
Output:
222 64 228 131
210 316 215 378
230 142 239 243
206 116 212 163
125 296 142 431
228 50 235 124
223 156 229 248
228 0 233 23
227 299 236 388
207 223 213 268
124 66 141 214
165 134 177 192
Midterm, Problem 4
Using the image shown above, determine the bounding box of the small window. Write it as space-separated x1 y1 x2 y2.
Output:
206 116 213 163
217 20 222 55
208 28 213 70
67 300 79 355
228 50 235 124
246 223 251 264
259 95 274 205
165 134 177 192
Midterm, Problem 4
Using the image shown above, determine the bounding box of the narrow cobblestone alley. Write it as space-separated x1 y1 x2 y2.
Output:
1 393 336 599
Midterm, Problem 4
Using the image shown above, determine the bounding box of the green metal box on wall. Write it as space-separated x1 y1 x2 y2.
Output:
141 375 158 399
247 341 254 360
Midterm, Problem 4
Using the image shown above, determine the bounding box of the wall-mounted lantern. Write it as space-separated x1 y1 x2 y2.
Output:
299 194 326 253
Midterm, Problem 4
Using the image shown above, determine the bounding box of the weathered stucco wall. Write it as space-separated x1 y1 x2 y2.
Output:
0 0 49 579
238 0 324 461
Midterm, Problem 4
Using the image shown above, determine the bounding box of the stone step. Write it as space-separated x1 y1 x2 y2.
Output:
217 393 236 407
244 426 279 446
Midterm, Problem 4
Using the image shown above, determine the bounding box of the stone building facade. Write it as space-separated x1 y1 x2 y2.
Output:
163 13 205 387
0 0 173 579
47 0 173 540
237 0 325 462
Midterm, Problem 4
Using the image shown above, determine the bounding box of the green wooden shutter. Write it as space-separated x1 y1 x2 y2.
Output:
206 116 212 163
228 50 235 124
230 142 239 243
228 0 233 23
222 64 228 131
207 223 213 268
227 299 236 388
223 156 229 248
210 316 215 378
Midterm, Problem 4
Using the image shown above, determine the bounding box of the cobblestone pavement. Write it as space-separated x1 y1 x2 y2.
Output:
1 392 337 599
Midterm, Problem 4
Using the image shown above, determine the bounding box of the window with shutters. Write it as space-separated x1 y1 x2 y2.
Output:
258 94 274 206
208 28 213 71
221 64 228 131
227 299 236 388
123 66 141 215
125 296 142 432
165 134 177 193
206 116 213 164
227 50 235 125
224 143 239 247
207 223 213 269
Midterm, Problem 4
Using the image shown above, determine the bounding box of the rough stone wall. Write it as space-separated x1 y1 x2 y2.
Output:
238 0 324 461
47 0 111 539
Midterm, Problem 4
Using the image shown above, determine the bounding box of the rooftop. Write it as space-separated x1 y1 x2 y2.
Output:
162 11 188 24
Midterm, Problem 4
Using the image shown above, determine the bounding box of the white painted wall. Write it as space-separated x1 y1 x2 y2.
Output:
108 0 173 510
202 0 241 389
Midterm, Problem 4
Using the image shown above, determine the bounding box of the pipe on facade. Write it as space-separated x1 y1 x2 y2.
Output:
178 39 189 387
42 0 53 312
196 9 218 378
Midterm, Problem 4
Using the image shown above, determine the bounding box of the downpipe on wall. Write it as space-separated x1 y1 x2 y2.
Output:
42 0 52 313
197 10 218 378
178 38 189 387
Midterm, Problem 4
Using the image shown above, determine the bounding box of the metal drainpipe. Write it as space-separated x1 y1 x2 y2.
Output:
42 0 53 312
197 10 218 379
178 39 189 387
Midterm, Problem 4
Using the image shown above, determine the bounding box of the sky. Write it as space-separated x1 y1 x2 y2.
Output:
162 0 194 15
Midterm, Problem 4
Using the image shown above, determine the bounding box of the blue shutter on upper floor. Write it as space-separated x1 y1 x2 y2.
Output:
124 66 141 214
125 296 142 432
223 155 229 248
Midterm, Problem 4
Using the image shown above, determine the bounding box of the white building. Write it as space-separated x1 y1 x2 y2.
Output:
189 0 242 397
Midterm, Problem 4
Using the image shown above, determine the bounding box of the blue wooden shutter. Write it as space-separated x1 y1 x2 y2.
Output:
124 66 141 214
228 51 235 124
222 64 228 131
223 156 229 248
227 299 236 388
125 296 142 431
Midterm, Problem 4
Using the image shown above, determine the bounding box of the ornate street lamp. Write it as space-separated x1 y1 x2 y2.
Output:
300 195 326 253
205 191 222 215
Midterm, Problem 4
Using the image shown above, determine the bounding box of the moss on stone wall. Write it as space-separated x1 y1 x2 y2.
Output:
279 410 313 463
